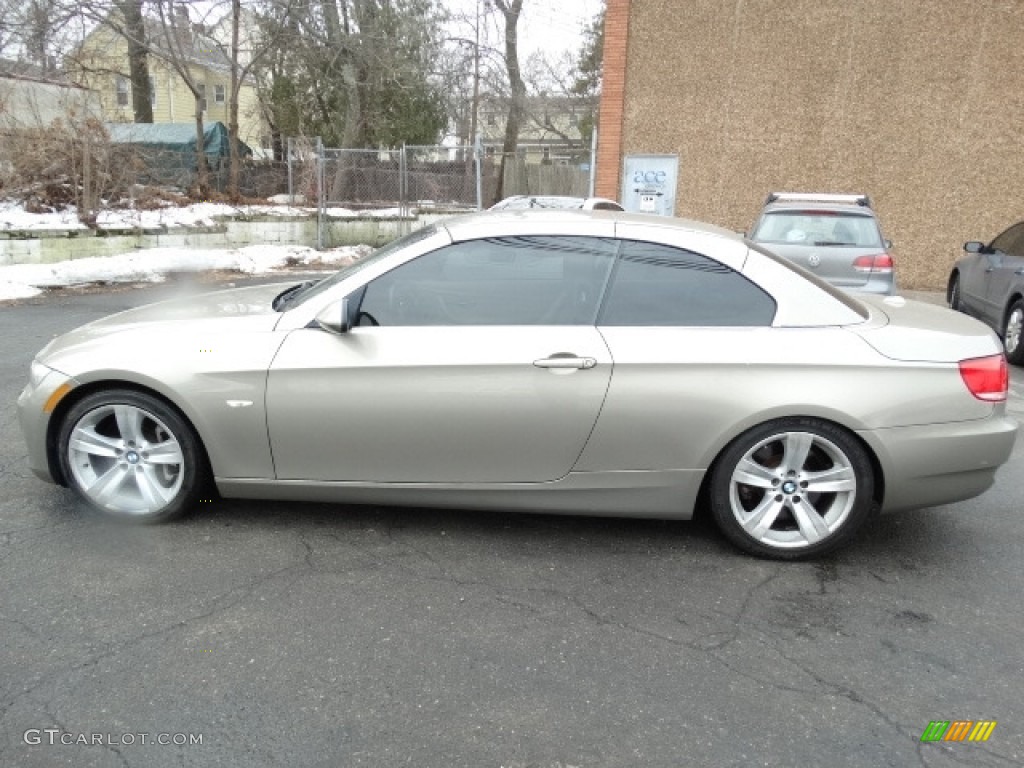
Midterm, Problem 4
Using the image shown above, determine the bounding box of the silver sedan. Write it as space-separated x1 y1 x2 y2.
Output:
17 211 1018 559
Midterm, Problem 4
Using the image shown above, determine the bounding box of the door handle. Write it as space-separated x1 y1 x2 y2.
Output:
533 355 597 370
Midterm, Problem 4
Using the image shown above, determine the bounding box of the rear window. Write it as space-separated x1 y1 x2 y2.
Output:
752 211 883 248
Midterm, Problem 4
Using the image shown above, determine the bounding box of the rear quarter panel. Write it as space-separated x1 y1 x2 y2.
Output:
578 326 992 473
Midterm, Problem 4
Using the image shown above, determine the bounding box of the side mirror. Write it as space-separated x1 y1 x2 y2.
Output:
884 239 893 250
964 241 985 254
314 298 351 335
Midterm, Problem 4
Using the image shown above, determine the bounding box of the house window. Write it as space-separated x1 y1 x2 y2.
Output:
214 84 226 105
198 83 208 111
116 77 129 107
486 112 496 127
149 76 156 107
569 112 579 127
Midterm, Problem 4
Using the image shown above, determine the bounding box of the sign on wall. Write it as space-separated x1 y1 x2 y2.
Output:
621 154 679 216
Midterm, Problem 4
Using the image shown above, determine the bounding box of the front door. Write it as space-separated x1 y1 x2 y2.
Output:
266 234 618 483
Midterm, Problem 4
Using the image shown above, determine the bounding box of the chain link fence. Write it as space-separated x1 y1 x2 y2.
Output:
0 119 595 242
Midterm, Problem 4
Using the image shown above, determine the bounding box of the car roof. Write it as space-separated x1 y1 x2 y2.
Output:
489 195 585 210
488 195 624 211
760 192 876 217
444 208 744 241
761 202 877 216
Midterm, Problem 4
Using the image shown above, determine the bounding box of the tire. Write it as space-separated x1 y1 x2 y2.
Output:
58 389 208 523
949 275 961 311
1003 300 1024 366
709 418 875 559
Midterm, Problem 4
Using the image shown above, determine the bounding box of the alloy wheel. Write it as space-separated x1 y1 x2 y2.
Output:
726 430 858 550
67 403 185 515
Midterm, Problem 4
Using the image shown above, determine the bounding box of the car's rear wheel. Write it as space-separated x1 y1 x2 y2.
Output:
949 274 962 311
1003 300 1024 365
58 390 207 522
709 418 875 559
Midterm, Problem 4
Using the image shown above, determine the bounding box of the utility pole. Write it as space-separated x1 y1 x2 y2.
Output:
469 0 483 161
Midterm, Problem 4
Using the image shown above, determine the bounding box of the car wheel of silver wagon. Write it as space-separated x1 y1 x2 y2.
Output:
58 390 208 522
709 418 875 559
1003 300 1024 366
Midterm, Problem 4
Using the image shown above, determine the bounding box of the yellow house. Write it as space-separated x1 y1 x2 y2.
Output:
68 14 266 152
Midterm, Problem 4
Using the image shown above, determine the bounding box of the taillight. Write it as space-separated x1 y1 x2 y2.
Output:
959 354 1008 402
852 253 894 273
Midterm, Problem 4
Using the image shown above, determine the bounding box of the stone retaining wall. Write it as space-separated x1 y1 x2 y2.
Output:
0 211 461 266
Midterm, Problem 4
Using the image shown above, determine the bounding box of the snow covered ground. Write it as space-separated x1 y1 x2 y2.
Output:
0 199 400 301
0 199 410 232
0 243 371 301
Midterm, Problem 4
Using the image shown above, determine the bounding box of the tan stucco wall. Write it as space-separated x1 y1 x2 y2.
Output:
616 0 1024 289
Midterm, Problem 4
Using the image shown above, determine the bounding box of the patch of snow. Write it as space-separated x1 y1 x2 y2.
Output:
0 280 42 300
268 194 306 205
0 199 409 232
0 201 87 231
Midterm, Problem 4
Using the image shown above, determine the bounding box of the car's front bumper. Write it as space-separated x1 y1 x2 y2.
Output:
17 362 77 485
860 410 1018 513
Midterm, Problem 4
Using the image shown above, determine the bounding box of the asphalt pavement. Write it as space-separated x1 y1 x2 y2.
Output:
1 277 1023 768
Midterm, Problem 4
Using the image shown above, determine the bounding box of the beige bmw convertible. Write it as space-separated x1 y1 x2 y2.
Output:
17 211 1018 558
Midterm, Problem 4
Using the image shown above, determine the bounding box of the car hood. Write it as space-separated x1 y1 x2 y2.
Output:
37 282 289 371
85 282 286 328
852 295 1002 362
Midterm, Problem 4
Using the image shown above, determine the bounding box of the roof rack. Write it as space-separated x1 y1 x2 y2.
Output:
765 192 872 208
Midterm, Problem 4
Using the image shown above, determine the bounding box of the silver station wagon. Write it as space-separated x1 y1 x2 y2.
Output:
18 211 1017 559
749 192 897 295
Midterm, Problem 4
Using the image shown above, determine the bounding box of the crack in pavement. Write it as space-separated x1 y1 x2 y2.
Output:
0 537 318 728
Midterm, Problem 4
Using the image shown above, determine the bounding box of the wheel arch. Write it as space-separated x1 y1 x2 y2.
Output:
1002 292 1024 333
46 379 213 488
694 414 885 520
947 269 960 304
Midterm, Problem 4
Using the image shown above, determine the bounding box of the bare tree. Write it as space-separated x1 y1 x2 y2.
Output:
145 2 212 193
1 0 80 74
116 0 153 122
491 0 524 204
212 0 296 199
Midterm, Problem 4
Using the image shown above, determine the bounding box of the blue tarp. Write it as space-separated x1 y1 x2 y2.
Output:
105 121 252 167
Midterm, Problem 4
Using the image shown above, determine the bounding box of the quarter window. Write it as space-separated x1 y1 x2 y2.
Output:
357 236 617 326
599 241 776 326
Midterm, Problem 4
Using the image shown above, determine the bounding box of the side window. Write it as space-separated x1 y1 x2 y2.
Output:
991 223 1024 256
599 241 776 326
357 236 616 326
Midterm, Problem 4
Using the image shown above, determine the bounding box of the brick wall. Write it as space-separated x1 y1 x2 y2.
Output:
594 0 631 202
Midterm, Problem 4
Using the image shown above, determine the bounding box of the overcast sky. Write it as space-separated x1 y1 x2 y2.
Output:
447 0 603 60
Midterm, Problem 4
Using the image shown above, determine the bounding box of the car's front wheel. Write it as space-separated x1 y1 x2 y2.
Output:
709 418 875 559
1003 299 1024 366
58 389 208 522
949 274 962 311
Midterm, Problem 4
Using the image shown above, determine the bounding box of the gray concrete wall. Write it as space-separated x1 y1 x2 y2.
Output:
0 212 459 266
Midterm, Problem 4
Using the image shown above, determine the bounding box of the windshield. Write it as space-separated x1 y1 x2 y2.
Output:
275 224 441 311
752 211 883 247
